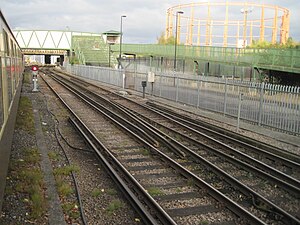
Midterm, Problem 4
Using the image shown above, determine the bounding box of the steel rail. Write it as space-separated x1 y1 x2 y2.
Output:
143 104 300 188
107 95 300 189
69 117 173 225
146 102 300 169
46 72 268 225
51 71 300 193
48 69 300 189
117 101 300 194
41 74 173 225
52 69 300 166
110 101 300 225
147 102 300 163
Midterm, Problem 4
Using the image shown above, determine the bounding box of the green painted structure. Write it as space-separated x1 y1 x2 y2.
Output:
110 44 300 74
72 35 110 66
13 29 300 74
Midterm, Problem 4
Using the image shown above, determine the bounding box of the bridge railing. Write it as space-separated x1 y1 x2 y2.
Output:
111 44 300 73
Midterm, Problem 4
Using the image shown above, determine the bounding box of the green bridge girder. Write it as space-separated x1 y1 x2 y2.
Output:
111 44 300 74
13 29 300 74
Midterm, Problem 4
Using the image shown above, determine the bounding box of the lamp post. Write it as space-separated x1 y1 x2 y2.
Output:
119 15 126 69
174 11 184 71
240 7 253 48
108 43 111 67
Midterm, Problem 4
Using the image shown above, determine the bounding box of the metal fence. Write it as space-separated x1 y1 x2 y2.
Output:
65 64 300 135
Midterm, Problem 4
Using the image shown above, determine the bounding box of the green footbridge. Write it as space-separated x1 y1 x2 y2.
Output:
72 35 117 67
73 36 300 74
13 29 299 74
110 44 300 74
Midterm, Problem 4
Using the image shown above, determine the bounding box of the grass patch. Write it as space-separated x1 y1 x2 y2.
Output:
140 149 150 156
106 199 123 215
176 187 182 193
52 164 82 222
23 72 31 84
15 96 35 134
20 169 43 187
8 159 47 220
187 179 195 187
62 202 80 220
107 188 118 196
23 148 40 164
55 176 74 198
54 165 80 176
30 186 46 218
48 151 60 161
147 187 163 196
58 182 73 197
91 188 103 197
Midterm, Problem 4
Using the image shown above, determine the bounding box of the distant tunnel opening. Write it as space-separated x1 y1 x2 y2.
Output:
45 55 51 64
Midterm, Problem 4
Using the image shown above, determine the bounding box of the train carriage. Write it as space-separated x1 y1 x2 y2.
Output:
0 10 24 212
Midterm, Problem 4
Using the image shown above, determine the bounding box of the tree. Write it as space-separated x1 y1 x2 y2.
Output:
157 32 175 45
249 37 300 49
285 37 299 48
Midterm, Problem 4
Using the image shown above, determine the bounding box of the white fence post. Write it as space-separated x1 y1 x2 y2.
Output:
237 92 244 131
223 77 228 115
175 73 179 102
258 82 265 126
197 75 201 108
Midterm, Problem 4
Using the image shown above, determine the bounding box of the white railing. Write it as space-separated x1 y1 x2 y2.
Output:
65 64 300 135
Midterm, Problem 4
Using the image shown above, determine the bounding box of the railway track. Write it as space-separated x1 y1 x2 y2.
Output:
40 69 300 224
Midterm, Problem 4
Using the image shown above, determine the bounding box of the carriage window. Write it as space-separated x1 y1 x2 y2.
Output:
3 30 9 56
0 32 3 52
0 57 3 129
10 40 14 57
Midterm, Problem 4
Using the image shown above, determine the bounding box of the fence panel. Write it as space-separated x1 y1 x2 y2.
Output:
64 64 300 134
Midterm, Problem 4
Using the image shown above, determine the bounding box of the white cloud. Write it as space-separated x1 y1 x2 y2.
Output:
1 0 299 43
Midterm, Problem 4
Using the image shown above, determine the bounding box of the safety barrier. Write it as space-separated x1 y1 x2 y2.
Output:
65 64 300 135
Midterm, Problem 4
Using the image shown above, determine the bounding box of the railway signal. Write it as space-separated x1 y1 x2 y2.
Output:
31 65 39 92
31 65 38 72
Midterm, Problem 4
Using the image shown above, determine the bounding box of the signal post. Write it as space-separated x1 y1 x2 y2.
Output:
31 65 39 92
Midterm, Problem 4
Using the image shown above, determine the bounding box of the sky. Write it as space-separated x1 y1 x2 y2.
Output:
1 0 299 44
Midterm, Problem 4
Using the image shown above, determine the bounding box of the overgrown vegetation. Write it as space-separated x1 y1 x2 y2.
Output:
54 164 80 176
62 202 80 220
107 188 118 196
48 151 60 161
69 57 80 65
52 164 80 221
53 165 79 198
23 71 31 84
157 32 176 45
8 147 47 220
248 37 300 49
91 188 103 197
15 96 35 134
5 96 46 220
106 199 124 215
147 187 164 196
